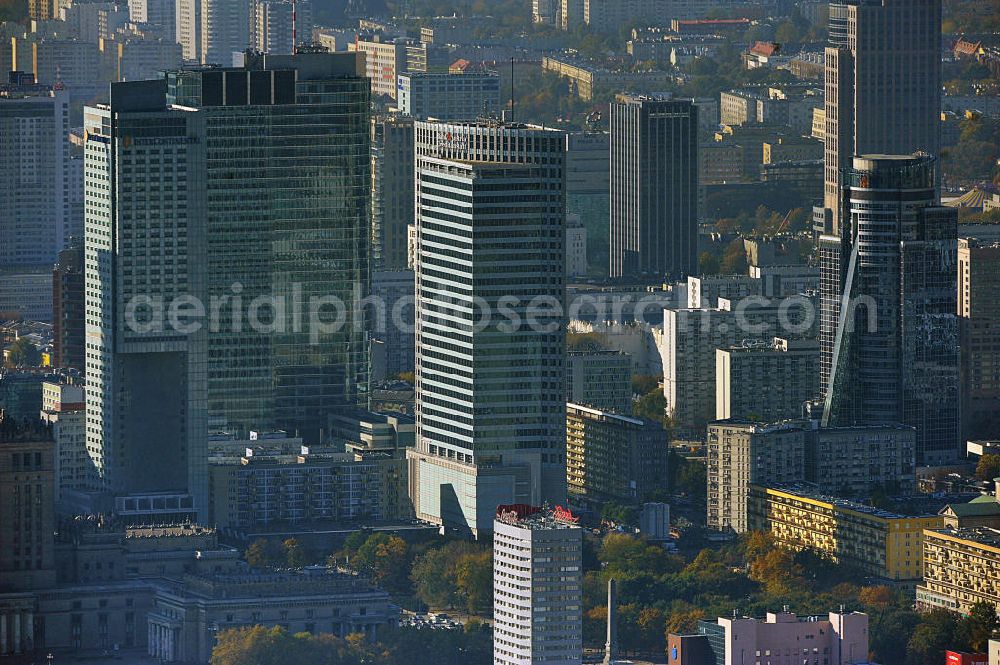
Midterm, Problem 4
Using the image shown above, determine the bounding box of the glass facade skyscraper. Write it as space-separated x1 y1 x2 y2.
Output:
84 53 370 517
407 120 567 538
823 155 959 465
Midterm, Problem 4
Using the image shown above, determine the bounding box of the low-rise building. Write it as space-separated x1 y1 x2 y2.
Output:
565 403 668 504
918 526 1000 616
694 610 869 665
749 484 942 582
542 56 671 101
149 568 396 662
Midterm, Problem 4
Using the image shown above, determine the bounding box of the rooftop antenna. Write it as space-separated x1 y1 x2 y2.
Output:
291 0 297 52
510 56 514 122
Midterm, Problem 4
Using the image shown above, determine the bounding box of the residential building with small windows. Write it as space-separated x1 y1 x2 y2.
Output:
565 403 668 504
493 505 582 665
918 526 1000 616
39 380 89 502
566 350 631 414
716 337 819 422
709 419 917 533
749 484 942 583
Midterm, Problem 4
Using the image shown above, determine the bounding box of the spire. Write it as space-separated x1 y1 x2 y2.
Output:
603 578 618 665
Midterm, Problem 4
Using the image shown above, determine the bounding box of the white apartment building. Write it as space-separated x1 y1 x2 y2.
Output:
493 506 583 665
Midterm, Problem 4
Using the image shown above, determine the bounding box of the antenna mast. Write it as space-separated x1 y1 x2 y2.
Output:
510 56 514 121
292 0 297 53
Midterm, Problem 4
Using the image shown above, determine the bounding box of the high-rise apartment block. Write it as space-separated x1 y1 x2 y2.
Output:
129 0 178 39
84 53 370 518
350 32 408 99
407 120 566 538
565 403 668 504
823 155 959 465
716 337 818 422
610 95 698 282
958 238 1000 440
663 297 813 438
566 350 631 414
706 421 805 533
493 505 583 665
396 72 502 121
175 0 251 65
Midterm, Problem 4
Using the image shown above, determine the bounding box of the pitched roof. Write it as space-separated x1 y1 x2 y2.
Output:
751 41 780 57
941 499 1000 517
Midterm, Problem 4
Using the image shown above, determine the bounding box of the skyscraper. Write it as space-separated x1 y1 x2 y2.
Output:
371 114 414 273
822 0 941 233
407 120 567 538
84 52 370 517
823 155 959 465
52 241 85 371
819 0 942 393
0 73 70 272
609 94 698 282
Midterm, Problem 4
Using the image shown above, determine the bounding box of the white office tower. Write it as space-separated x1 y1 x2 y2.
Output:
407 121 567 538
493 505 583 665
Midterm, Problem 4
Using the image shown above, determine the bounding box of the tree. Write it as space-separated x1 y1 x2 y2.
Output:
774 21 800 44
283 538 309 568
719 238 748 275
411 546 458 608
246 538 284 569
396 371 415 385
631 375 661 397
749 548 806 596
5 338 40 367
632 389 668 428
958 600 1000 652
975 454 1000 481
351 533 410 592
601 502 638 527
454 551 492 615
907 609 959 665
698 251 721 275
